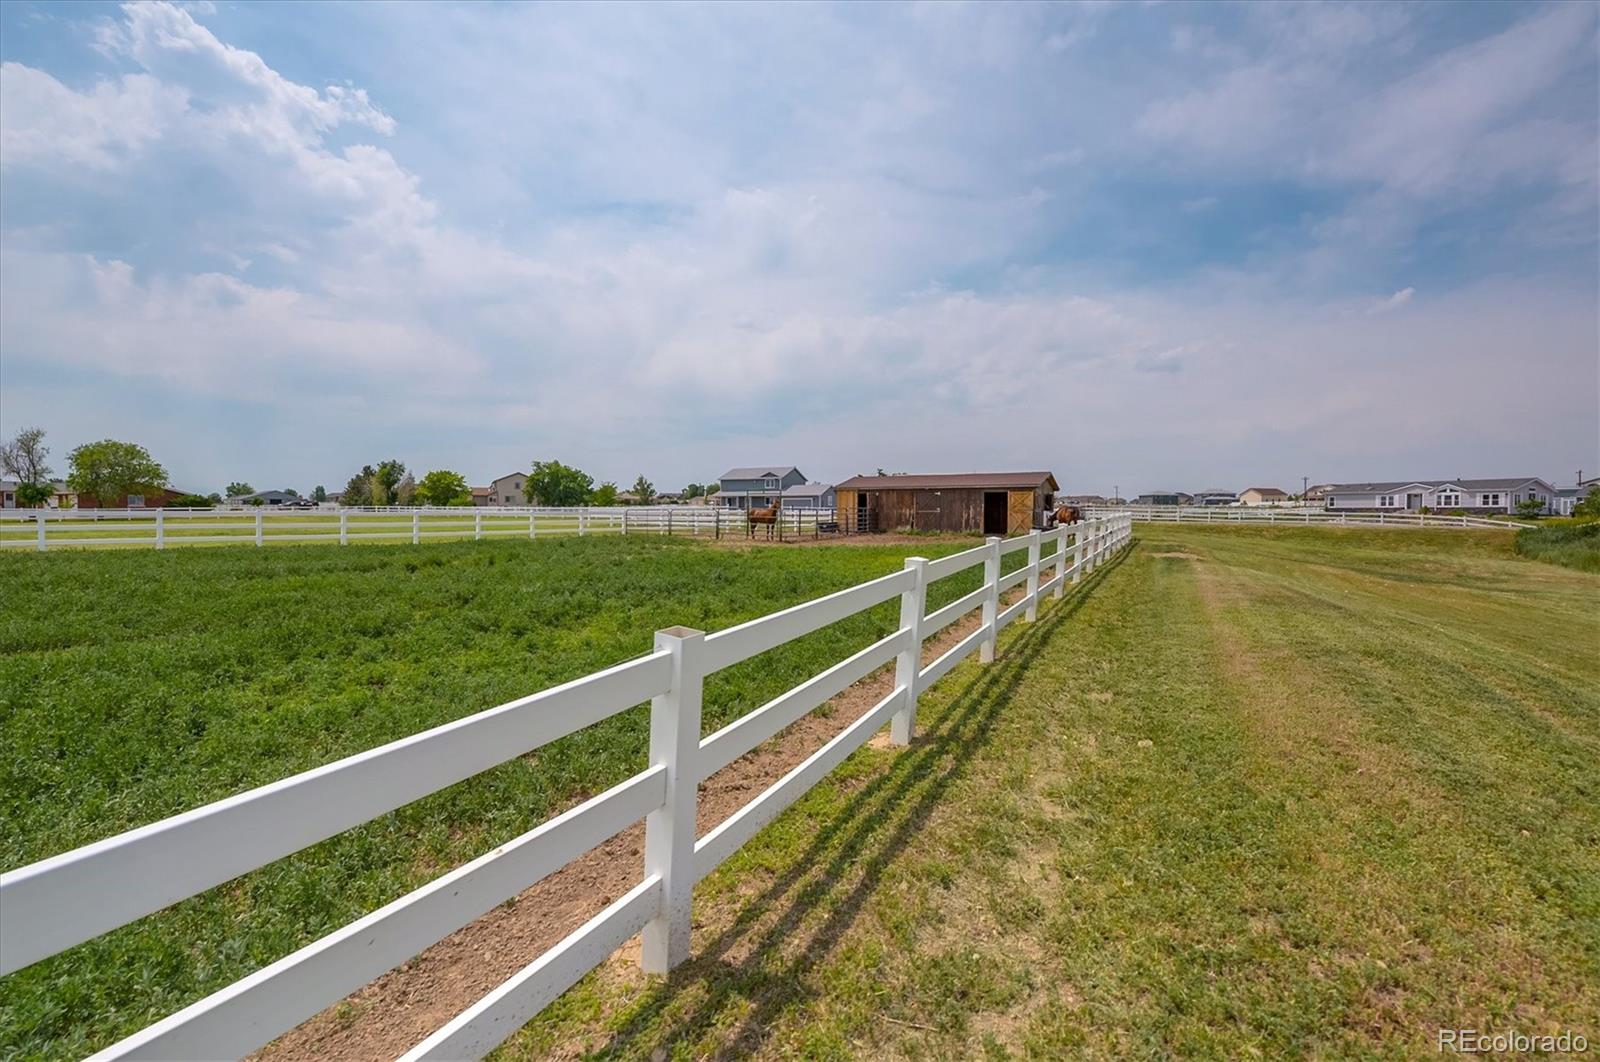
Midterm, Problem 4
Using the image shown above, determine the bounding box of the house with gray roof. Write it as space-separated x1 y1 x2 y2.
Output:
717 466 807 510
780 481 836 510
1322 478 1556 514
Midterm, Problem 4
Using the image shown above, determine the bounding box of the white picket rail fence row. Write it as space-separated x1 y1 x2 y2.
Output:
0 516 1134 1060
0 505 840 552
1089 505 1530 531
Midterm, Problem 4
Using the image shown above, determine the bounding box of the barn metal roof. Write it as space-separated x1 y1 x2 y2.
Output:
720 466 800 480
835 471 1058 491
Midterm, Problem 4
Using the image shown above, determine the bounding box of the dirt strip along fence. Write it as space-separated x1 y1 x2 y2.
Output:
0 515 1133 1060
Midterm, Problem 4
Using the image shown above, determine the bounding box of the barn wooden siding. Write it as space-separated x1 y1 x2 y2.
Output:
838 486 1049 535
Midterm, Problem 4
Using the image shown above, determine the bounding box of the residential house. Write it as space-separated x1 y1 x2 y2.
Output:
1193 489 1239 506
1239 487 1290 506
1133 491 1192 506
488 472 527 506
1321 478 1557 514
1061 494 1109 507
0 480 77 508
227 489 299 507
835 471 1059 535
780 482 836 510
717 466 807 510
1551 475 1596 516
470 486 493 506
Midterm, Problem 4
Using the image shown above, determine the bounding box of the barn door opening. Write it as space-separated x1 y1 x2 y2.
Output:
983 491 1008 535
857 491 870 532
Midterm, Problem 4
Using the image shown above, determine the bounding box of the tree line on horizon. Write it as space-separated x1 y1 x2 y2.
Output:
1 429 720 510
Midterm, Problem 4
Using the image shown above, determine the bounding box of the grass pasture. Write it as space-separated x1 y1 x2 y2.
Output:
506 524 1598 1059
2 524 1596 1058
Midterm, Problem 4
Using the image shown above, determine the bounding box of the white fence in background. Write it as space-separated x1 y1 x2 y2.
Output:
0 515 1133 1061
0 505 841 552
1091 505 1529 531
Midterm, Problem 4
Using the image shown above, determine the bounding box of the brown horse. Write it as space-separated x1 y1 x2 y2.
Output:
747 501 781 539
1052 504 1082 526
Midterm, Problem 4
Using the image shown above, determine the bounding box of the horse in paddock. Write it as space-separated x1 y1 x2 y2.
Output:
1051 504 1082 526
747 501 781 539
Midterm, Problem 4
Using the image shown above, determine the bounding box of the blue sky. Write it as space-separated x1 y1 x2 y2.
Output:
1 1 1595 495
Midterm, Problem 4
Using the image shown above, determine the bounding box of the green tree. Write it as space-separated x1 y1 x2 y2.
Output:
15 482 52 507
1516 497 1547 519
683 483 703 500
226 482 254 498
395 473 416 506
312 485 327 503
66 439 167 507
342 466 376 507
168 493 214 508
342 460 407 506
1573 487 1600 519
590 481 620 506
415 469 470 506
1 428 53 505
632 475 656 505
525 460 593 507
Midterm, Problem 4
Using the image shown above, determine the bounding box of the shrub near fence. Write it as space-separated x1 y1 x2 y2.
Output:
0 506 839 552
0 516 1133 1060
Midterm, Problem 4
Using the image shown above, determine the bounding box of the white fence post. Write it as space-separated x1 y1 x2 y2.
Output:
36 510 46 552
412 512 420 545
1024 529 1041 622
339 511 348 545
890 557 928 745
580 510 587 537
529 513 537 540
622 509 629 536
641 625 705 974
1052 526 1067 599
474 511 482 541
1072 525 1085 584
156 509 165 550
980 536 1002 664
255 510 264 547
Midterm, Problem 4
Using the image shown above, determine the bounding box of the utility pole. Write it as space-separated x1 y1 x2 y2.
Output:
1302 475 1309 500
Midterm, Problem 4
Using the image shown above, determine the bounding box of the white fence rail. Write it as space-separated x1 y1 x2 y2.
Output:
1091 505 1529 531
0 505 841 552
0 515 1133 1060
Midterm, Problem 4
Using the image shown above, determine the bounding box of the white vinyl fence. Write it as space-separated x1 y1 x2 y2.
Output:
1091 505 1529 531
0 505 840 552
0 516 1133 1060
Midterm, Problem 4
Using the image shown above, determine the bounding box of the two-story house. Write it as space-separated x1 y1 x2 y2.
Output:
717 466 807 510
486 471 527 506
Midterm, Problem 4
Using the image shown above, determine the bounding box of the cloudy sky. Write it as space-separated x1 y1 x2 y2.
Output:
1 1 1595 495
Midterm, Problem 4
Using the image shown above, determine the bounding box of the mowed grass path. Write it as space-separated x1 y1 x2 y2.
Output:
0 534 1011 1057
508 525 1599 1059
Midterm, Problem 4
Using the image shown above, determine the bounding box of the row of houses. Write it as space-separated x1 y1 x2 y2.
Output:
1130 489 1277 507
1126 476 1596 515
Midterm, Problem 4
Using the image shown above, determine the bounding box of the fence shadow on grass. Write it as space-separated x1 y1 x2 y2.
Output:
583 546 1133 1059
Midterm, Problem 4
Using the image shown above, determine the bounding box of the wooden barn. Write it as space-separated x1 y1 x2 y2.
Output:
834 471 1059 536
